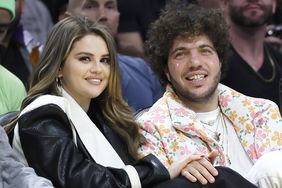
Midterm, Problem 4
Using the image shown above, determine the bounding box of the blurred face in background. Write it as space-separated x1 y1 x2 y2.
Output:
67 0 120 36
225 0 276 27
4 0 25 42
0 9 12 43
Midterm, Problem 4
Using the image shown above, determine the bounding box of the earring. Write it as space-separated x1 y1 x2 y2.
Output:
56 77 62 87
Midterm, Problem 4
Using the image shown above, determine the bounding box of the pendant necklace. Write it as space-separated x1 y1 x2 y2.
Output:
199 109 231 165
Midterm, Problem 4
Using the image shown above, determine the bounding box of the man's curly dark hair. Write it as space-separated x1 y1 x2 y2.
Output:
145 4 229 86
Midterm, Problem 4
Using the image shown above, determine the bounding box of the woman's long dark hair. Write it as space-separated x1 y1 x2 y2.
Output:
5 16 143 159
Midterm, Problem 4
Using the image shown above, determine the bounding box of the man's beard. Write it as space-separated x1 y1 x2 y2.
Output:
171 70 221 104
229 4 273 27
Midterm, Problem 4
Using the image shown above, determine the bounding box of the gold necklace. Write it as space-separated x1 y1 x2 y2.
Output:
200 110 232 165
200 111 221 141
206 113 232 165
201 122 221 141
255 47 276 83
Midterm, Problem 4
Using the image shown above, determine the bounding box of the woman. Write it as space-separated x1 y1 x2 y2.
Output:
4 16 192 188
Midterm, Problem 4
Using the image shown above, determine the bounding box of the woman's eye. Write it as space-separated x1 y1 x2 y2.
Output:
100 57 110 64
79 56 91 62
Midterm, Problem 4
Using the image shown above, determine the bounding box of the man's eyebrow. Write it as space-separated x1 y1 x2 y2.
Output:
85 0 96 3
170 47 187 55
83 0 97 5
170 43 216 54
105 1 116 5
198 44 217 51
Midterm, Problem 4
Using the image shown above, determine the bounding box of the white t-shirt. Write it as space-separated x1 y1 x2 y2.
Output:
197 107 253 178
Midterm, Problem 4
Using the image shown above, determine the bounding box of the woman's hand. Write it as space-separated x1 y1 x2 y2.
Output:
168 154 203 179
181 150 218 185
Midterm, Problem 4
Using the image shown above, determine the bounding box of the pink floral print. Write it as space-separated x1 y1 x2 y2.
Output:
138 84 282 167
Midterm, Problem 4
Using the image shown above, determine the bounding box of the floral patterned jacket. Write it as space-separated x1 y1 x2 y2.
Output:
137 84 282 167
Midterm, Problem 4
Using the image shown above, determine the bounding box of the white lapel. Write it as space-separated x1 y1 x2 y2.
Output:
13 91 141 188
16 92 125 167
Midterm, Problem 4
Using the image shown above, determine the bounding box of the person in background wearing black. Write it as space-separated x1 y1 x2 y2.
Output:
220 0 282 109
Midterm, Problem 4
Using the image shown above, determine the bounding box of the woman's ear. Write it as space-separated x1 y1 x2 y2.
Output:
57 67 63 78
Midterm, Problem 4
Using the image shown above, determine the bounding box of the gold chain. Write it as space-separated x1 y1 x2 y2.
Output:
200 111 221 141
255 47 276 82
201 112 231 165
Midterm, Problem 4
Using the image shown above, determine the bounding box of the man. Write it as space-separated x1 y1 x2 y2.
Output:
0 0 26 115
0 0 42 86
220 0 282 109
0 64 26 115
138 4 282 187
21 0 53 45
66 0 163 112
0 0 13 42
116 0 165 58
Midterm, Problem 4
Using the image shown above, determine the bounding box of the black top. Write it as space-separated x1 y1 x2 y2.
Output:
17 104 169 188
117 0 165 40
0 40 30 86
221 44 282 107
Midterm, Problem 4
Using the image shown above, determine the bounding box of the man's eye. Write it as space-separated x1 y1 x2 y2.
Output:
106 5 115 10
100 57 110 64
83 2 97 9
106 3 117 10
174 52 185 60
200 48 213 55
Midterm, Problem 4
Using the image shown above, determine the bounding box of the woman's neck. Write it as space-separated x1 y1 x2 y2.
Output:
62 87 90 112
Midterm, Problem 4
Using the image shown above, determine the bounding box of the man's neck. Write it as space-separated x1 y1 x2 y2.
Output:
181 91 219 113
229 23 266 71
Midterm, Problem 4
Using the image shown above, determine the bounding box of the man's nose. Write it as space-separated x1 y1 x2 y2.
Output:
188 51 201 65
97 7 108 23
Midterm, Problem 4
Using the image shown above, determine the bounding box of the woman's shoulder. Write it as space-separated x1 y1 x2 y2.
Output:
20 103 67 119
18 104 72 136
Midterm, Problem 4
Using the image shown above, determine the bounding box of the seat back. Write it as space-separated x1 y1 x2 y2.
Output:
0 111 18 145
0 111 18 127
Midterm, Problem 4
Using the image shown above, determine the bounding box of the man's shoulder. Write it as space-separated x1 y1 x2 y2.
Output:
0 65 26 99
117 54 150 71
219 84 279 109
137 95 168 121
0 65 24 86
